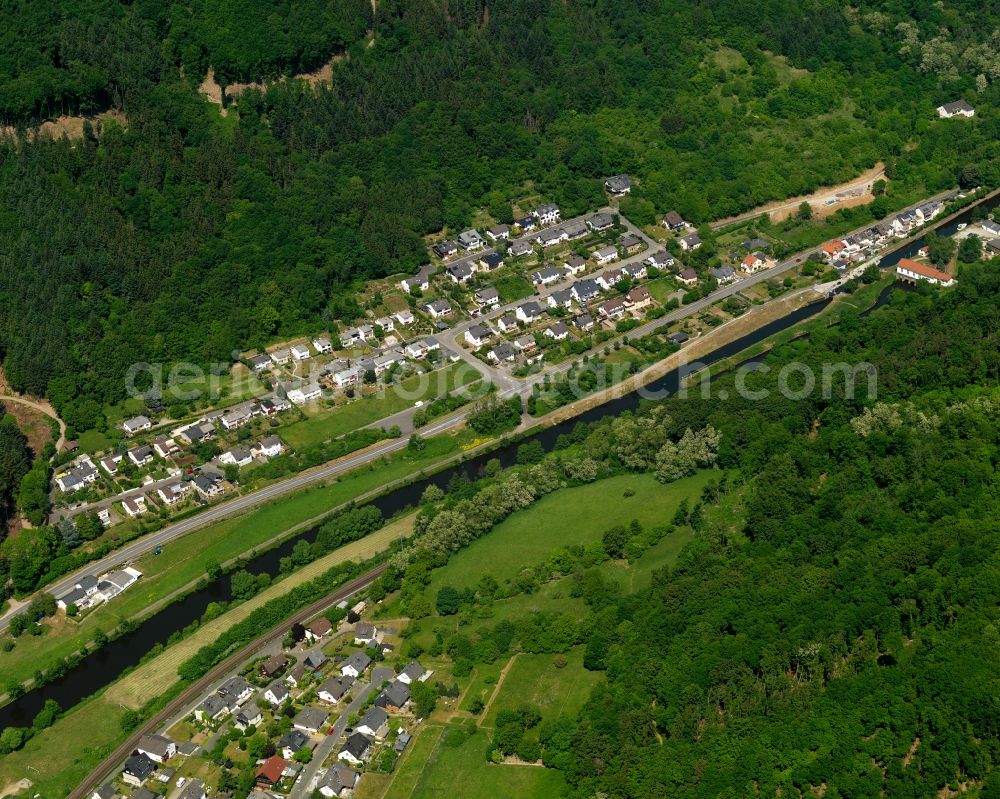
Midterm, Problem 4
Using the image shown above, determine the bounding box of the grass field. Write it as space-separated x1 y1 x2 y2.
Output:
646 275 679 304
0 694 124 798
481 648 601 729
424 471 713 597
281 362 482 448
378 726 567 799
105 513 416 708
1 431 472 692
494 274 535 303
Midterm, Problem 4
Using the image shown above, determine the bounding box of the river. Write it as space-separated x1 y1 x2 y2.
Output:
0 190 992 729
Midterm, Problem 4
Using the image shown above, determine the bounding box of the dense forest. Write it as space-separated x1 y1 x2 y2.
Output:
385 267 1000 797
1 0 999 436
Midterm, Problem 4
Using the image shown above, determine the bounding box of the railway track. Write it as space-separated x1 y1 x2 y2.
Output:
67 564 387 799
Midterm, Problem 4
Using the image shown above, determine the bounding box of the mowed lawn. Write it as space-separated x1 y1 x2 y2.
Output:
106 513 416 708
2 432 469 691
482 648 601 729
381 726 568 799
281 362 482 448
425 471 713 595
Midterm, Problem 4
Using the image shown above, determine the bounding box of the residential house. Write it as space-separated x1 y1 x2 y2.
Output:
668 331 690 345
338 732 372 766
662 211 688 231
985 238 1000 257
128 445 154 467
177 421 215 445
573 313 595 331
741 253 766 274
136 735 176 764
488 341 517 363
264 681 290 706
279 729 310 760
563 220 588 240
593 245 619 265
508 240 533 258
356 707 390 739
252 435 285 459
530 265 563 286
741 237 771 251
896 258 955 287
605 174 632 195
219 675 254 706
305 617 332 642
318 675 355 704
626 286 652 311
319 765 360 798
400 273 430 294
533 204 561 226
457 229 485 251
219 445 253 467
122 754 156 787
937 100 975 118
597 268 624 290
341 652 371 678
122 495 148 518
395 732 412 753
331 367 362 388
536 228 567 248
678 233 702 251
516 302 544 323
432 240 458 259
247 353 273 372
465 324 492 347
513 335 536 352
478 252 504 271
514 215 537 232
97 507 112 527
474 287 500 307
291 344 311 361
177 780 207 799
916 200 943 223
571 279 600 303
312 336 333 354
486 224 510 241
587 212 614 231
153 435 178 458
293 706 329 734
91 783 116 799
620 233 643 254
564 255 587 275
497 314 518 333
893 209 919 236
423 299 453 319
261 654 288 679
285 663 307 688
123 415 152 436
446 262 474 284
234 702 263 732
546 288 574 309
596 297 629 320
304 649 328 671
255 755 289 789
157 483 187 506
192 472 223 499
375 680 411 711
820 239 847 262
100 454 122 476
97 567 142 600
622 262 647 281
394 309 416 326
270 349 292 366
544 321 570 341
709 265 736 284
677 268 699 287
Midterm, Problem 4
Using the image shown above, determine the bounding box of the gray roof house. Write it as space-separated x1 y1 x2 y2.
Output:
341 651 372 677
375 680 411 710
357 706 390 738
293 706 330 733
605 174 632 195
320 764 360 797
398 661 428 684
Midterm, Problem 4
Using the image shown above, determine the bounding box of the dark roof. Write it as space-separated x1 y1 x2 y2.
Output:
375 680 410 709
341 732 372 760
124 753 156 780
293 706 329 731
279 729 309 753
358 706 389 732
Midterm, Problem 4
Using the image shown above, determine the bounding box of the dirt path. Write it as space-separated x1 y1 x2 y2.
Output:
198 54 347 113
477 653 519 726
0 394 66 455
0 110 124 143
713 163 885 228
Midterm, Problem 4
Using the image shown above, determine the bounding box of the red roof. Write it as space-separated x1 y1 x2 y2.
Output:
743 254 760 266
821 240 846 254
256 755 287 785
897 258 953 282
308 617 332 636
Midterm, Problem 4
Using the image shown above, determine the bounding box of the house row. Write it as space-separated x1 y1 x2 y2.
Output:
218 435 285 468
57 567 142 611
55 456 99 493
